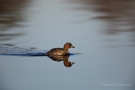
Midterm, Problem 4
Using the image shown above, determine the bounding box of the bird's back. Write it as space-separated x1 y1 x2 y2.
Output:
46 48 68 56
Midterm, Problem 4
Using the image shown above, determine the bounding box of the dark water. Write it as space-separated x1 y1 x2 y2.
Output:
0 0 135 90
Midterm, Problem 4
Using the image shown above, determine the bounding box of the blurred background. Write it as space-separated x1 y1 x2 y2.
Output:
0 0 135 90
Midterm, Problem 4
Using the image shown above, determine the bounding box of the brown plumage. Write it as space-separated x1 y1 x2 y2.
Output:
46 42 75 56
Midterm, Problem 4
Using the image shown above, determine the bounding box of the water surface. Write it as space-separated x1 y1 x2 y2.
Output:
0 0 135 90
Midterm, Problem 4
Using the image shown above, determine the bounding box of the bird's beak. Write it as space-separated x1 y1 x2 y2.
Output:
70 62 75 65
71 45 75 48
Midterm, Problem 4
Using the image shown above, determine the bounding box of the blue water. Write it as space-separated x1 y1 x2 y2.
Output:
0 0 135 90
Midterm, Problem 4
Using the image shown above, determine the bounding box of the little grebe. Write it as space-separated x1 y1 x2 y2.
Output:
46 42 75 56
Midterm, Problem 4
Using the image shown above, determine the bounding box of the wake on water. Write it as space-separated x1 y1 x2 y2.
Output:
0 45 47 56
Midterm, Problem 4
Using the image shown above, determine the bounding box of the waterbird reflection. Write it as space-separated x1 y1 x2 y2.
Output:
47 55 75 67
